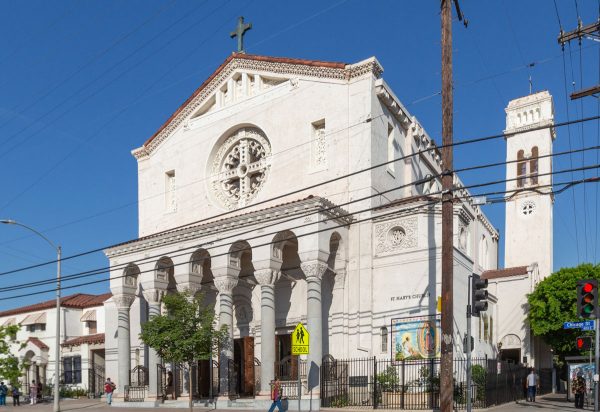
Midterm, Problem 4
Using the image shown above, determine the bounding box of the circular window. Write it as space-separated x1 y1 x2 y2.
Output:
210 127 271 209
521 200 536 216
388 226 406 246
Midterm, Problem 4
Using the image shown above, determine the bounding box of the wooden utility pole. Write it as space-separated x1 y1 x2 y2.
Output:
440 0 454 411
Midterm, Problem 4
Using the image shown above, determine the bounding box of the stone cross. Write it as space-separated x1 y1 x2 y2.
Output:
230 16 252 53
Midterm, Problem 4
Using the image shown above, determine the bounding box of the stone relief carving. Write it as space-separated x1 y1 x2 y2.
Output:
300 261 328 280
254 269 278 285
214 276 238 293
210 127 271 210
313 124 327 168
500 333 521 348
113 294 135 310
374 216 418 256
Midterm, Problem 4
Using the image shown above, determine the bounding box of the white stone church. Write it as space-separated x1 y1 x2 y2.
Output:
102 53 555 407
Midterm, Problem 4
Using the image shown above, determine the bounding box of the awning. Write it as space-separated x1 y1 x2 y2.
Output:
80 310 96 322
20 312 46 326
2 317 15 326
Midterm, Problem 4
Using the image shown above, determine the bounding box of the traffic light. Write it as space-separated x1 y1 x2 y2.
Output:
577 279 598 319
471 273 489 317
576 336 592 351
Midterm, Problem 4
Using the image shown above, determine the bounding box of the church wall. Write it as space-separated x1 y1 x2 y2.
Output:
137 74 379 237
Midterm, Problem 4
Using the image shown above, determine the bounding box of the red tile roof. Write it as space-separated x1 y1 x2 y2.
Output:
61 333 105 347
0 293 111 317
27 337 49 350
143 53 347 148
482 266 529 280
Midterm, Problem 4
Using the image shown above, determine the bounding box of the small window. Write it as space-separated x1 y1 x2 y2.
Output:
165 170 176 212
387 123 395 173
87 321 97 334
517 150 526 187
381 327 388 353
530 147 539 185
62 356 82 384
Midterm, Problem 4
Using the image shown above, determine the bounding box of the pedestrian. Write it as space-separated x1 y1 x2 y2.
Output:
36 381 42 402
526 368 538 402
29 380 37 405
104 378 116 406
268 378 282 412
166 370 175 400
572 372 586 409
0 381 7 406
11 384 19 406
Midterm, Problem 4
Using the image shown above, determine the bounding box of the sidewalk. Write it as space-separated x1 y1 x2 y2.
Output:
482 393 590 412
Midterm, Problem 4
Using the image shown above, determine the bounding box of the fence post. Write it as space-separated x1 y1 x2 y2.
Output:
401 359 405 409
373 356 378 409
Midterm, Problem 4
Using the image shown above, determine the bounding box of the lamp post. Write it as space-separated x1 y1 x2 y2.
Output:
1 219 61 412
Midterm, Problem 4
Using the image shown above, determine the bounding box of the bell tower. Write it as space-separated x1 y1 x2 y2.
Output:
504 91 555 279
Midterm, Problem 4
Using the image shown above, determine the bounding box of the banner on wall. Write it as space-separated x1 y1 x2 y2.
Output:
391 315 440 362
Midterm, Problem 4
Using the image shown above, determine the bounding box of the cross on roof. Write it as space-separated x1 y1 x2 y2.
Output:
230 16 252 53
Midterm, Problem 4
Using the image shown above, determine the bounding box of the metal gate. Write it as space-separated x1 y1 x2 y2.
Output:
87 365 105 398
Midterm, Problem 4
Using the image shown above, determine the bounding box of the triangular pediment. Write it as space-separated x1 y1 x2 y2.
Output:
132 53 383 159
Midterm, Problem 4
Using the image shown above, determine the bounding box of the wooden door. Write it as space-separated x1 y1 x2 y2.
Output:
242 336 254 396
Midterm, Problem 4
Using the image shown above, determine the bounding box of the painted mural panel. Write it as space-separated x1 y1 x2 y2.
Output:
391 316 440 361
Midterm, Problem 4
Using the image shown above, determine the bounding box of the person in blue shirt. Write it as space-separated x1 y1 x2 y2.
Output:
0 381 8 406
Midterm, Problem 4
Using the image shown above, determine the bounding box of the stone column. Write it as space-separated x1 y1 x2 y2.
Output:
142 289 164 398
254 269 278 396
214 276 238 396
114 294 135 396
301 261 328 396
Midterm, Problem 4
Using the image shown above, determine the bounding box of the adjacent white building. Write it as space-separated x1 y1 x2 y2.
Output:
0 293 110 394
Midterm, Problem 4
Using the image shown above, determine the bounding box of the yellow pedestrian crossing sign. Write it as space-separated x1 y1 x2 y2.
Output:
291 323 310 355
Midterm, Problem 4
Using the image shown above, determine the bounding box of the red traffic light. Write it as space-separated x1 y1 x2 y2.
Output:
584 282 594 293
577 338 584 349
576 336 592 351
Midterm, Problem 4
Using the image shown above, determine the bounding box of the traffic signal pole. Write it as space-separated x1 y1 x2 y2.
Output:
595 318 598 412
466 274 472 412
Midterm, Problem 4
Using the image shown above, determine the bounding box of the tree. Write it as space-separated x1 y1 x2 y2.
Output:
139 290 226 411
527 263 600 355
0 324 23 387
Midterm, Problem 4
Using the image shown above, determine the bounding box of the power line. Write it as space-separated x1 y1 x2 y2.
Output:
1 114 598 275
2 172 597 302
2 159 598 294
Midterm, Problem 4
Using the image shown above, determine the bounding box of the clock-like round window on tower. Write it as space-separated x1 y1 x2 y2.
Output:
521 200 536 217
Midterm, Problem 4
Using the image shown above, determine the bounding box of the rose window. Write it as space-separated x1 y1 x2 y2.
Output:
521 200 536 216
211 127 271 209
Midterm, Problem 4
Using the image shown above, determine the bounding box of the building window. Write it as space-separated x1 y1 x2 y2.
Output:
26 324 45 332
530 146 539 185
63 356 82 384
517 150 526 187
165 170 176 212
87 321 97 334
381 327 388 353
483 314 489 342
387 123 395 173
489 316 494 344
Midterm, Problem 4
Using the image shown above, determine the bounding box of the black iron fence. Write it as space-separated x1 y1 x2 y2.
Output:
88 365 105 398
124 385 145 402
321 356 551 409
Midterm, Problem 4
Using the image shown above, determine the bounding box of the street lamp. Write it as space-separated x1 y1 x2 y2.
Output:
1 219 61 412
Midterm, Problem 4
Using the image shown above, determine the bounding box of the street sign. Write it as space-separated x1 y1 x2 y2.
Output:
291 323 310 355
564 321 596 329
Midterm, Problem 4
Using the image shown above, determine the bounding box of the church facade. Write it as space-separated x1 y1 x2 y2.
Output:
103 53 503 407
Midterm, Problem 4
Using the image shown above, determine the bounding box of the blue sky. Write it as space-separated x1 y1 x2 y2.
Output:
0 0 598 311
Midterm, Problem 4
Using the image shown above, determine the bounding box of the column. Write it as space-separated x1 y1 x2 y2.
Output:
142 289 164 398
301 261 327 396
214 276 238 396
254 269 278 396
114 294 135 396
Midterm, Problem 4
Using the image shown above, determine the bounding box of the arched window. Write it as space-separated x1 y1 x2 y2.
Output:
530 146 539 185
489 316 494 344
387 124 395 172
381 327 388 353
517 150 526 187
480 235 489 269
483 314 489 342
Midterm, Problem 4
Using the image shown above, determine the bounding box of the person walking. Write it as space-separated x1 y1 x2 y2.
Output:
268 378 282 412
104 378 116 406
526 369 538 402
166 370 175 400
11 385 19 406
572 372 586 409
0 382 7 406
29 380 37 405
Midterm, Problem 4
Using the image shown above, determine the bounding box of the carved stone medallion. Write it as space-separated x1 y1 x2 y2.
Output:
210 127 271 210
374 216 418 256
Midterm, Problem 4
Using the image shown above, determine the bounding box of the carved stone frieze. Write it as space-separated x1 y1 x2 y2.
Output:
374 216 418 256
214 276 238 294
300 261 328 280
176 283 201 296
113 294 135 310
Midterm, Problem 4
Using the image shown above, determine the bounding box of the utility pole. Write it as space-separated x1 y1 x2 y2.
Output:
558 18 600 101
440 0 454 411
